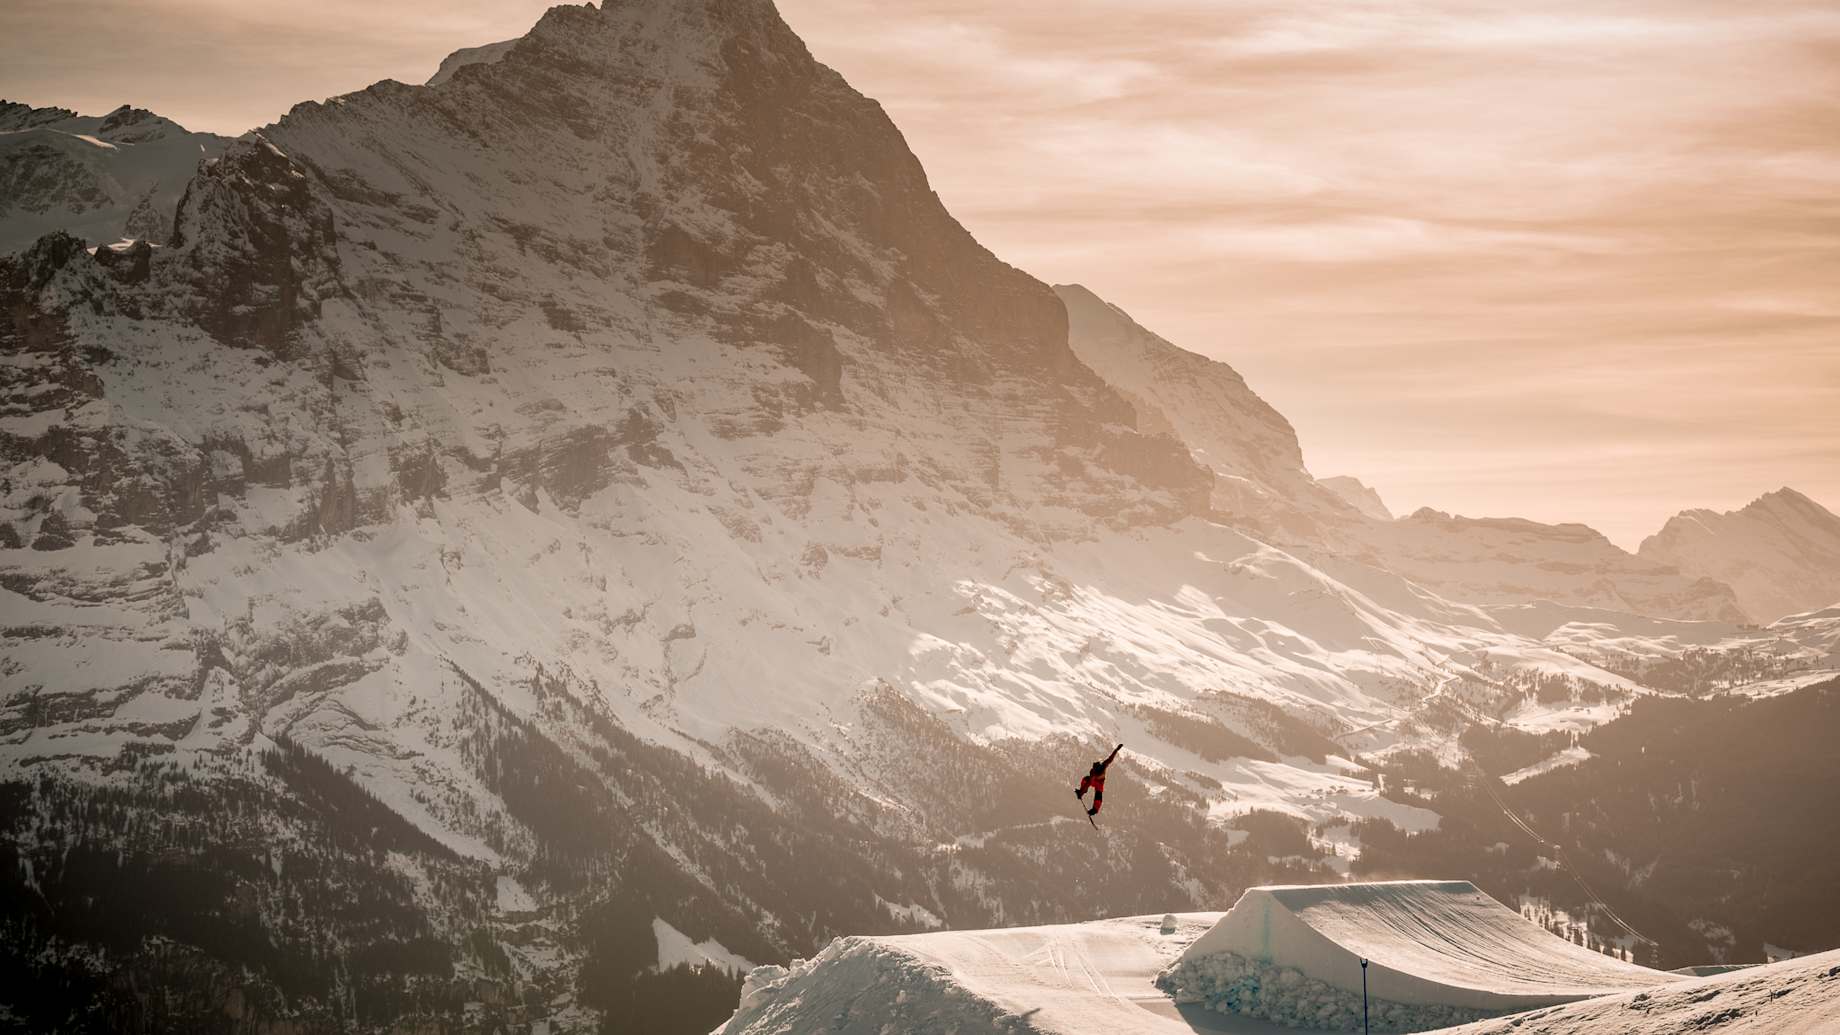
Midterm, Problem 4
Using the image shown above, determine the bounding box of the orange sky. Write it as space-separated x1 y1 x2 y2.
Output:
3 0 1836 546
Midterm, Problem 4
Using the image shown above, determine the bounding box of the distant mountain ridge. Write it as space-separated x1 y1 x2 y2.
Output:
1640 488 1840 623
1056 284 1752 624
1321 475 1391 520
0 100 228 253
1343 508 1750 624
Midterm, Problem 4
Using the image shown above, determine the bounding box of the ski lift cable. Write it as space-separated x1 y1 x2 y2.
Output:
1463 752 1653 946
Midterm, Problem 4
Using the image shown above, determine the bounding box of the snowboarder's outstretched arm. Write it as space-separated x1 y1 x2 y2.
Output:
1103 743 1123 768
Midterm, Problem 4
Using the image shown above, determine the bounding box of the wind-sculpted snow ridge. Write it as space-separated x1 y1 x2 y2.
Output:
1162 882 1671 1031
1435 948 1840 1035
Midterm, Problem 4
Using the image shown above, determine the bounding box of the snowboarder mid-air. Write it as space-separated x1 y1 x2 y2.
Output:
1075 744 1124 817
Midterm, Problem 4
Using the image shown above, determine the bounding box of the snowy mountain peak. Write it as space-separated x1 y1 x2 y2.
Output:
1753 485 1820 513
0 99 79 129
1053 282 1365 542
1640 487 1840 623
1320 475 1391 520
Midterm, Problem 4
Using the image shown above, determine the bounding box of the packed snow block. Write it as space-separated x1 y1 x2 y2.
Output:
1168 881 1672 1029
723 937 1022 1035
1159 950 1493 1032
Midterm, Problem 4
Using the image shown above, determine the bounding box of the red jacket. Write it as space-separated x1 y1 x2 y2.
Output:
1080 745 1123 793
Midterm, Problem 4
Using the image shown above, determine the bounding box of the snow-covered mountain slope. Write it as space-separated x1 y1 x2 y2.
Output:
1321 476 1391 521
1773 606 1840 661
0 101 228 253
3 0 1660 825
1638 488 1840 623
1438 948 1840 1035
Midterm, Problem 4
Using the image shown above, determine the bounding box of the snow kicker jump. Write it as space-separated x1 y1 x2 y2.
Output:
1161 880 1674 1030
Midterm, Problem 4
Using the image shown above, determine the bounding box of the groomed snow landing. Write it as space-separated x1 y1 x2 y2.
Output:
1165 881 1672 1030
1438 947 1840 1035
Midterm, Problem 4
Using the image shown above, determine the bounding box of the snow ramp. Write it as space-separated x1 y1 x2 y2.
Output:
1435 947 1840 1034
1168 881 1672 1022
722 912 1317 1035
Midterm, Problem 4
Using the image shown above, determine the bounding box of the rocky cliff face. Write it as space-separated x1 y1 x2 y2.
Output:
1055 283 1357 542
1640 488 1840 623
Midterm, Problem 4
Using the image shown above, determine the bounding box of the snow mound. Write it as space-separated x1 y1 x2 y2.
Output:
1437 948 1840 1034
723 913 1241 1034
722 936 1028 1034
1169 881 1671 1027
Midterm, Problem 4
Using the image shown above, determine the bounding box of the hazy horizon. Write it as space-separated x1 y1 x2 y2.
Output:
3 0 1835 548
